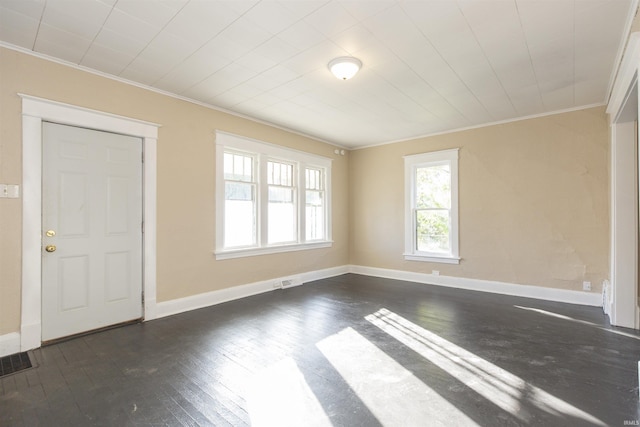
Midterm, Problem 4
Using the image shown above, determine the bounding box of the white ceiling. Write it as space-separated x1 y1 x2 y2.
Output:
0 0 634 148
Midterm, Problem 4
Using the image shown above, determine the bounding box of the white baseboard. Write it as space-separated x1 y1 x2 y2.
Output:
602 280 612 317
301 265 350 283
8 264 599 355
155 265 350 319
348 265 602 307
0 332 21 358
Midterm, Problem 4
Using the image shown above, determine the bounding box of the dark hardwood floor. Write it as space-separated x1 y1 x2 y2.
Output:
1 273 639 426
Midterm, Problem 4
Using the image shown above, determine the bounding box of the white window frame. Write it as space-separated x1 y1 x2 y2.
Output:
404 148 460 264
215 131 332 260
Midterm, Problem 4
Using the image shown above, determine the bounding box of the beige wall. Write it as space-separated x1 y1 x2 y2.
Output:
0 45 612 337
0 47 349 335
349 107 610 292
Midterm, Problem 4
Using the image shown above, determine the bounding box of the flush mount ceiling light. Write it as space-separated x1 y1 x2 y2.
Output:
328 56 362 80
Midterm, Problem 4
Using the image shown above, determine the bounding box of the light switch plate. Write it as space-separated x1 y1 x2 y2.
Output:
0 184 7 198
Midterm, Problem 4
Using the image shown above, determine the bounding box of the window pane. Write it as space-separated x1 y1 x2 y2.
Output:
306 190 322 205
268 187 295 244
224 182 256 247
306 190 324 240
416 209 450 253
306 168 322 190
416 164 450 209
268 161 293 186
224 152 253 182
269 186 293 203
226 182 253 200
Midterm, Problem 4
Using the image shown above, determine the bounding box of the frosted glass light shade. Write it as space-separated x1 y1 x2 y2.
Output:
328 57 362 80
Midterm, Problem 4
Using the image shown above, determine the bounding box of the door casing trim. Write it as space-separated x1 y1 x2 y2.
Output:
20 94 160 351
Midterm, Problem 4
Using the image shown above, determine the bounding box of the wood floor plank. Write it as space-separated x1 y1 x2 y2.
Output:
1 273 639 425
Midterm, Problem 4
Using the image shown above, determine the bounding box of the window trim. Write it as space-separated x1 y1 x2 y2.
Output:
215 131 332 260
404 148 460 264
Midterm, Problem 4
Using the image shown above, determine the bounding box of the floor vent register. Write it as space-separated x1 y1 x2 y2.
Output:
0 351 32 377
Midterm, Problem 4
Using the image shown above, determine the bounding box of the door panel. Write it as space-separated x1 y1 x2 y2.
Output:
59 255 89 311
60 172 90 236
106 177 130 233
105 251 130 302
42 122 143 341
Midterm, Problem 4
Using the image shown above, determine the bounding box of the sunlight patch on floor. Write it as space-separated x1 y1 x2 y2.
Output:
366 308 607 426
515 305 640 340
316 327 479 426
246 357 332 427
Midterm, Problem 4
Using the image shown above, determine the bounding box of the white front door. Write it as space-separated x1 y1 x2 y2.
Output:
42 122 143 341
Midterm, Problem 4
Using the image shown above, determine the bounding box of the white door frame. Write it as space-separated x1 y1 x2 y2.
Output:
607 33 640 329
20 94 160 351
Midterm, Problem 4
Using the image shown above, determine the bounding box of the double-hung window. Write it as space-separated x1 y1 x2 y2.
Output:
267 160 296 244
216 131 332 259
223 151 256 248
305 168 325 241
404 149 460 264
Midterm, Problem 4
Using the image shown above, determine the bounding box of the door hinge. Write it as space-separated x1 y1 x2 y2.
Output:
141 221 144 233
141 151 144 163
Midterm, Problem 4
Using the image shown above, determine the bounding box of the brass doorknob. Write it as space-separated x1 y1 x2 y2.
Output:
45 245 56 253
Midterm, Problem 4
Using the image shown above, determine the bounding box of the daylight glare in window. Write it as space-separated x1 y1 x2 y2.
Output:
268 161 296 244
415 164 451 254
305 168 325 241
224 152 256 248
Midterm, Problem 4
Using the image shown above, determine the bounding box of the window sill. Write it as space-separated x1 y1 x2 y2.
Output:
404 254 461 264
215 241 333 260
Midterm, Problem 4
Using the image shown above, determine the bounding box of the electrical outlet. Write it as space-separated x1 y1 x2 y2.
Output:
0 184 20 198
7 185 19 198
432 270 440 276
583 281 591 291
